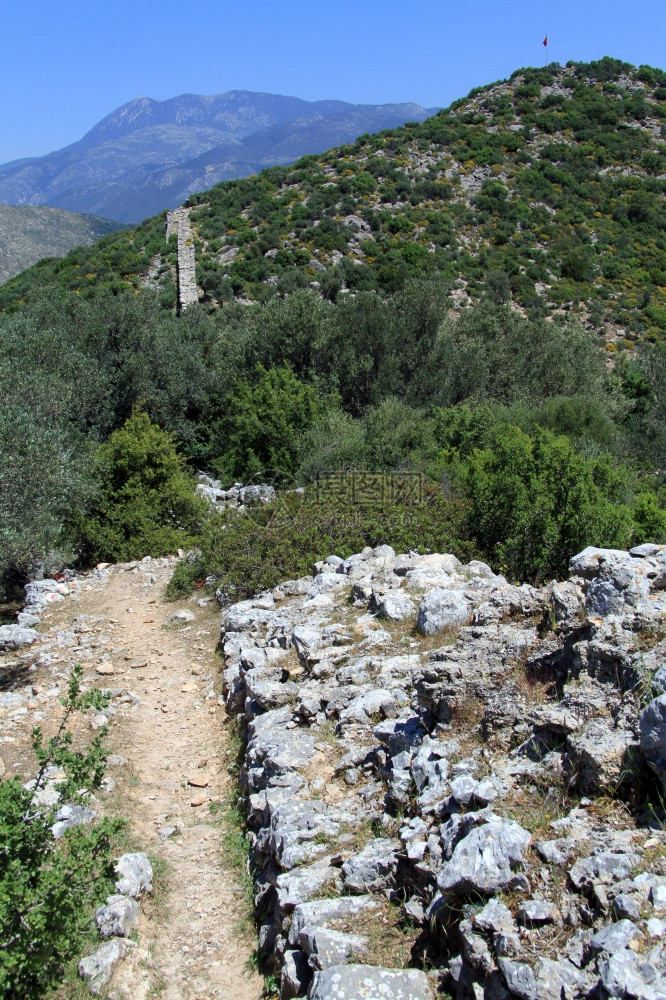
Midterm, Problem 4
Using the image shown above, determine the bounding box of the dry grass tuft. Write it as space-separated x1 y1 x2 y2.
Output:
501 775 573 839
330 897 421 970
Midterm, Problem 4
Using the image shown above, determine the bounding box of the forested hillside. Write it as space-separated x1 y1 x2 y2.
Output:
4 57 666 345
1 57 665 599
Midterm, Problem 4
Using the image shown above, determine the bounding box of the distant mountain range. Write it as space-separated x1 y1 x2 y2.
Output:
0 92 439 224
0 205 125 284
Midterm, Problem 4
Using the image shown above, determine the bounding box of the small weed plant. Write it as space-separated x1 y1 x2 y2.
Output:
0 665 123 999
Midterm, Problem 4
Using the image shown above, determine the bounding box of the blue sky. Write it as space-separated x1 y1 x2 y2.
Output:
1 0 665 164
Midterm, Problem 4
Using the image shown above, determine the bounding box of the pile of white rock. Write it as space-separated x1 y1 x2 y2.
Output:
0 577 72 652
78 852 153 995
218 543 666 1000
196 472 276 508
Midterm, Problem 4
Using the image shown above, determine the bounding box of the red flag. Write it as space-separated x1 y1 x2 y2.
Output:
543 35 548 46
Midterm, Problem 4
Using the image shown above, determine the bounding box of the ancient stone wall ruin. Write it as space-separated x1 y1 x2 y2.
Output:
166 207 199 311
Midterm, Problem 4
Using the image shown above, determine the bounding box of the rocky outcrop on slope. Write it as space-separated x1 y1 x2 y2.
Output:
196 472 276 508
220 544 666 999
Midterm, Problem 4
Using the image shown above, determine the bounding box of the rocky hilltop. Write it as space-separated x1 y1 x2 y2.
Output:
218 542 666 999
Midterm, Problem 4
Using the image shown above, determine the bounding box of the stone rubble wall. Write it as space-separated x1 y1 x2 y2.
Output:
166 207 199 311
218 542 666 1000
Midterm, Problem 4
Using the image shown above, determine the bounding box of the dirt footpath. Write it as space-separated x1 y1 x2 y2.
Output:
0 558 262 1000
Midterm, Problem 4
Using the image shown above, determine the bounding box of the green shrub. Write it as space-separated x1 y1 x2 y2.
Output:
352 171 378 195
362 397 438 470
209 365 322 484
72 408 206 564
0 403 92 592
297 410 368 481
561 249 592 282
415 303 603 409
166 481 473 601
0 666 122 998
462 424 658 582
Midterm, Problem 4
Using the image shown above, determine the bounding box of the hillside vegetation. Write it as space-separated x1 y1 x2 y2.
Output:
0 57 665 598
4 57 666 345
0 205 124 284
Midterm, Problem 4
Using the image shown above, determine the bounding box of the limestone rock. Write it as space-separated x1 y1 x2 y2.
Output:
569 851 640 890
437 815 531 895
214 543 666 999
613 893 641 921
23 767 65 807
586 560 649 616
78 938 133 994
1 691 24 711
640 694 666 793
498 958 538 1000
517 899 559 927
535 838 575 865
282 949 312 999
549 581 585 630
51 803 96 839
279 577 314 596
95 895 140 938
566 720 638 795
417 588 470 635
255 798 340 870
533 958 583 1000
275 856 338 913
300 927 368 970
569 546 635 579
240 484 276 504
589 919 643 954
307 964 432 1000
474 899 515 934
598 949 661 999
17 611 41 627
339 688 401 725
307 573 348 599
481 681 527 750
473 583 542 626
0 624 37 650
289 896 379 947
24 578 65 611
342 838 400 893
292 625 323 664
114 852 153 897
372 590 416 622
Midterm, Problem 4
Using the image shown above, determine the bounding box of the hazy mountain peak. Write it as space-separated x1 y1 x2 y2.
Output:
0 89 438 222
